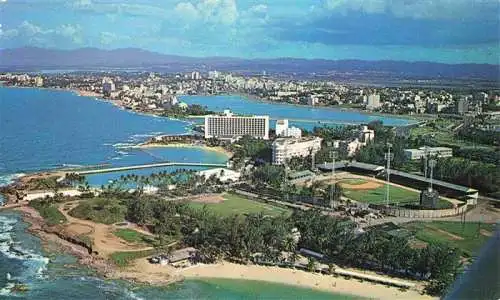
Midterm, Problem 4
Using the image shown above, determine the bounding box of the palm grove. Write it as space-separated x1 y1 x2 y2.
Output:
31 168 462 297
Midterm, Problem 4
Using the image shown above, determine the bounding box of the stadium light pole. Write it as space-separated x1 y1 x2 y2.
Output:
330 150 337 209
423 146 429 179
429 159 436 191
385 143 393 207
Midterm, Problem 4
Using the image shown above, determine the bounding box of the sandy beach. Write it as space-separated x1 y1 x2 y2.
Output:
175 262 435 300
137 142 232 158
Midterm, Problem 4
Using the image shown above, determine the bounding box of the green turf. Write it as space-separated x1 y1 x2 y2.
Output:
343 184 419 205
402 221 496 257
113 228 155 245
188 193 291 217
109 249 156 267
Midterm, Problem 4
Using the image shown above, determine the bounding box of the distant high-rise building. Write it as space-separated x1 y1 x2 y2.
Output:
34 76 44 87
208 70 219 79
456 97 469 115
308 95 319 106
204 110 269 140
191 71 201 80
366 94 381 110
102 78 115 96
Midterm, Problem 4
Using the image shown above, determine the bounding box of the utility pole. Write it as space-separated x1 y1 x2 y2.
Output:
330 150 337 209
385 143 393 207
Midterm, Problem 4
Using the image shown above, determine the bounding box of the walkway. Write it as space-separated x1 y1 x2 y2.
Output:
76 161 227 175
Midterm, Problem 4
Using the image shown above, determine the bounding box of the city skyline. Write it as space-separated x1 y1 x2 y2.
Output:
1 0 499 64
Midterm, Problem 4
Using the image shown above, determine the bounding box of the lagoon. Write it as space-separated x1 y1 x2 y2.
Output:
181 94 414 129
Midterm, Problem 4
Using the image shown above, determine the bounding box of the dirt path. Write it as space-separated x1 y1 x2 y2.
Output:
57 201 154 257
427 226 464 241
340 181 382 190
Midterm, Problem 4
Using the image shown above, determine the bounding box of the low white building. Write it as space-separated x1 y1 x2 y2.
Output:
275 119 302 138
404 147 453 160
272 137 322 165
197 168 241 183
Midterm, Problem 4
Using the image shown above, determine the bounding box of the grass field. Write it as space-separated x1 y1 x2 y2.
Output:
188 193 291 217
342 183 453 208
30 201 67 226
109 249 156 267
69 197 127 224
403 221 496 257
343 184 419 205
113 228 155 245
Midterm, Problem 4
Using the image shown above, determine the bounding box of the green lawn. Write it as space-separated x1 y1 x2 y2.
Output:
69 197 127 224
30 202 67 226
343 184 453 208
113 228 155 245
403 221 496 257
343 184 419 205
109 249 156 267
188 193 291 217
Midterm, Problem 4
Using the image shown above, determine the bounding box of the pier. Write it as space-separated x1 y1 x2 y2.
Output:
75 161 227 175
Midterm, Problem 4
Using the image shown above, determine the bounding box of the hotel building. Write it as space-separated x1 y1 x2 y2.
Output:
204 110 269 140
404 147 453 160
272 137 323 165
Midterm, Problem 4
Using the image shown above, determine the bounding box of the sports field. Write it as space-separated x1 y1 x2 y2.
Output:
187 193 291 217
340 179 452 208
402 221 495 257
341 181 419 205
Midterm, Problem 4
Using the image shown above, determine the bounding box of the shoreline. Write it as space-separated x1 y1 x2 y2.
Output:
3 193 435 299
179 262 434 299
1 85 425 125
135 142 232 158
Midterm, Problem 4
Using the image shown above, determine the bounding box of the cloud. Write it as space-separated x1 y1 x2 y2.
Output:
174 0 239 25
0 21 84 47
324 0 500 20
68 0 169 18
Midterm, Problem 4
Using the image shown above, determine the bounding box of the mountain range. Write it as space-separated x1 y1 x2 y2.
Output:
1 47 498 81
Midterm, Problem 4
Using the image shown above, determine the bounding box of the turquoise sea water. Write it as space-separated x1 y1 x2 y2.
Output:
0 87 406 299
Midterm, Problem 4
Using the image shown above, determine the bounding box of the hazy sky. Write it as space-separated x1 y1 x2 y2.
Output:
1 0 499 63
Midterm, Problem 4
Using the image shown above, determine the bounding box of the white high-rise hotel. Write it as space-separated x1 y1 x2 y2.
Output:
204 110 269 140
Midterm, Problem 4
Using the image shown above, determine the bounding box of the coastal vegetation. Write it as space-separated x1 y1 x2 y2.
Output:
69 197 127 224
162 104 214 118
30 200 67 226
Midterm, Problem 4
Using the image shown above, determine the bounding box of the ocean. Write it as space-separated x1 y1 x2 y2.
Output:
0 87 406 299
